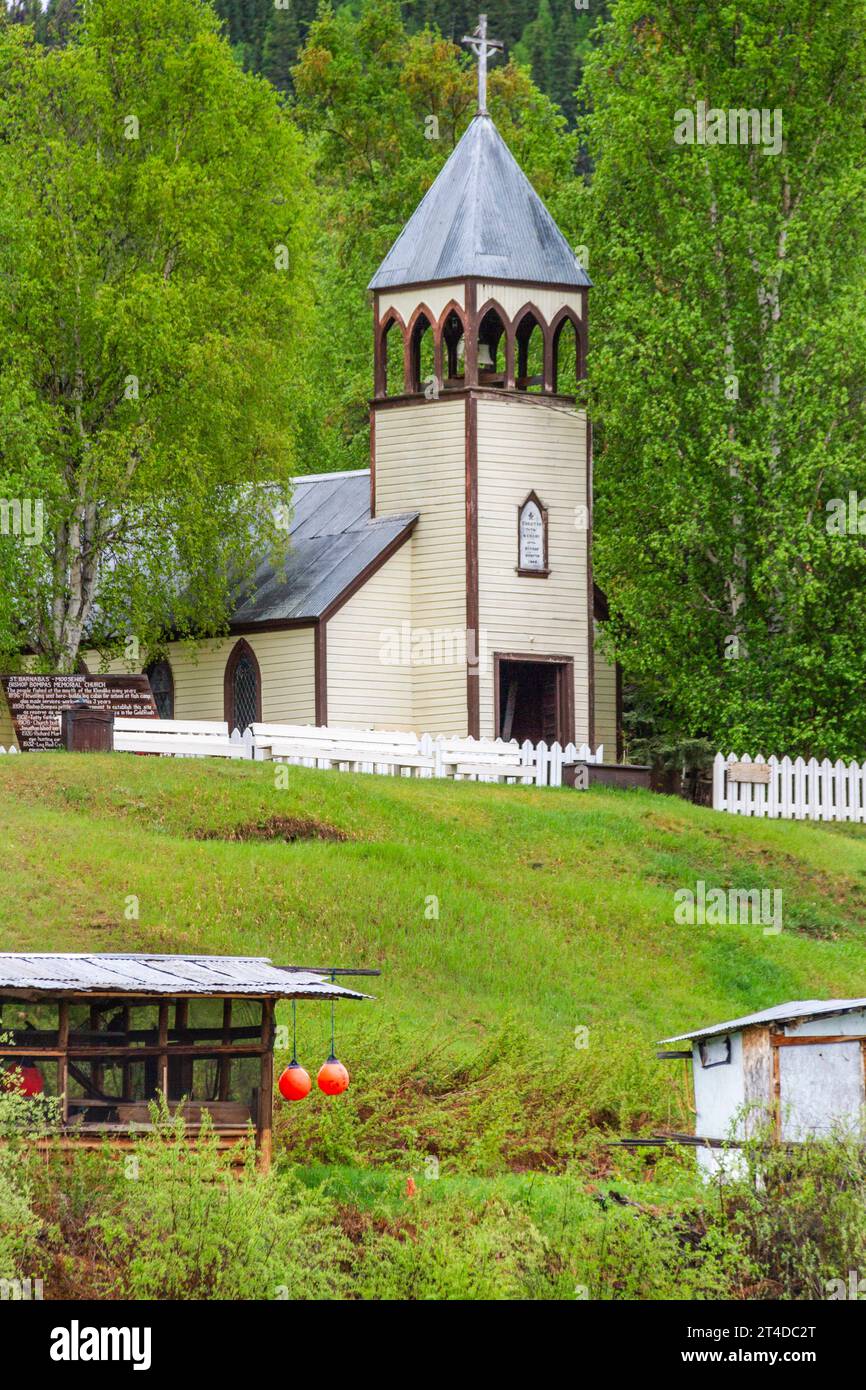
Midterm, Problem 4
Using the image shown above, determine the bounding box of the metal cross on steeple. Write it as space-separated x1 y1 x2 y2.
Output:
462 14 503 116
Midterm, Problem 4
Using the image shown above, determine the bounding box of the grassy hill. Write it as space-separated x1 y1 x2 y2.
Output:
2 752 866 1298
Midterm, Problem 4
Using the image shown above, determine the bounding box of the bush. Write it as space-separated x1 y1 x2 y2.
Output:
715 1129 866 1299
86 1106 354 1300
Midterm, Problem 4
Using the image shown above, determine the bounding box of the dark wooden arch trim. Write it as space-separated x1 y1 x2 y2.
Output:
435 298 466 335
549 306 586 392
512 303 552 393
405 303 437 395
223 637 262 729
476 298 513 384
436 299 466 388
375 309 407 399
516 489 550 577
492 651 575 746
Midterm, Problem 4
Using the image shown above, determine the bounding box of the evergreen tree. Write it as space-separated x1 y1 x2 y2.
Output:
262 3 300 91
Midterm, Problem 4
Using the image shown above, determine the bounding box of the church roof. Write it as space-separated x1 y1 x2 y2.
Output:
230 471 416 626
368 114 590 291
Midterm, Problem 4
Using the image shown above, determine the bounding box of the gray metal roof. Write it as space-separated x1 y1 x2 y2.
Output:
369 114 591 291
0 954 370 1000
231 471 416 625
660 999 866 1044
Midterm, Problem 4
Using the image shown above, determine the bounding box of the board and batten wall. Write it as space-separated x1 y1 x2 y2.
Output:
593 647 618 759
84 628 316 725
373 398 467 735
327 543 413 729
0 692 17 748
475 396 590 742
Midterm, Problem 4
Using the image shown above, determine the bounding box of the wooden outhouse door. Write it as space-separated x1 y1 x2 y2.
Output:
776 1039 865 1140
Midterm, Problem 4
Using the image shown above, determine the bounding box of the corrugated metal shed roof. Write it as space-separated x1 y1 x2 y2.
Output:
231 471 416 624
369 114 591 291
660 999 866 1044
0 954 371 1000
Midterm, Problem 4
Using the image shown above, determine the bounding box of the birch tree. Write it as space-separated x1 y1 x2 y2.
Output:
583 0 866 756
0 0 312 671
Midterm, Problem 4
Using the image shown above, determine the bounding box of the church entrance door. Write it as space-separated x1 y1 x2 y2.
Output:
495 655 574 745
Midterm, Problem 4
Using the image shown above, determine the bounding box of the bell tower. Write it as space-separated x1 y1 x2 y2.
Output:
368 15 594 744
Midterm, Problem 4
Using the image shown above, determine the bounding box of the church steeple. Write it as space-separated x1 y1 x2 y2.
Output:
368 29 589 402
368 112 589 294
367 18 596 750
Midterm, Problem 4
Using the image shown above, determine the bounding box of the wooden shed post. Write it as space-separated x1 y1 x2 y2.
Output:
258 999 275 1173
157 1002 169 1106
58 1002 69 1125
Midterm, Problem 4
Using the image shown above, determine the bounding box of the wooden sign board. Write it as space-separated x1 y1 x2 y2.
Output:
728 761 771 785
0 674 157 751
517 492 549 576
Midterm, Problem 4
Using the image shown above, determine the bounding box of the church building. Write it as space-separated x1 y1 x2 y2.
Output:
6 76 620 758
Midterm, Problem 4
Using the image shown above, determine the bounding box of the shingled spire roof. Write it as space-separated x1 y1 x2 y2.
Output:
368 113 591 291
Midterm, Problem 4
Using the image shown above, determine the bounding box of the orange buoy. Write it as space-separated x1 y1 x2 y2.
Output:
317 1055 350 1095
278 1062 312 1101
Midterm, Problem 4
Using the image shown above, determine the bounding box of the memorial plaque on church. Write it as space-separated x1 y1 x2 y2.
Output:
517 492 549 575
0 674 157 751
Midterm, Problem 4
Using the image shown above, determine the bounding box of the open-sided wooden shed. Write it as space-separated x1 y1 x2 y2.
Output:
0 953 371 1169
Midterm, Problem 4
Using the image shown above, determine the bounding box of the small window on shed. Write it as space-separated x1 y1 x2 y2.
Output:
699 1035 732 1068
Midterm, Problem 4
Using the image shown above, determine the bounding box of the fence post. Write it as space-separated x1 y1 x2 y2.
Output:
712 753 727 811
549 741 563 788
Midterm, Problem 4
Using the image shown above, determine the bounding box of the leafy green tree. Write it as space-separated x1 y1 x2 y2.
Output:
583 0 866 757
0 0 313 671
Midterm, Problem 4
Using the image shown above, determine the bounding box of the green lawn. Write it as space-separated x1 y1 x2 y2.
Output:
1 751 865 1164
3 751 866 1298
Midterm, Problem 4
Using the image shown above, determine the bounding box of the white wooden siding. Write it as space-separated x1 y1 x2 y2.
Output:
475 397 590 741
84 629 317 726
374 399 467 734
327 544 414 729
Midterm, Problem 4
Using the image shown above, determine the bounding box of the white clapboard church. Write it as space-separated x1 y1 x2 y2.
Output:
1 24 620 757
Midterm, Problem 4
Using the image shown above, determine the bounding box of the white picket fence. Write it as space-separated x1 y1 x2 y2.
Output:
244 723 603 787
0 720 604 788
713 752 866 822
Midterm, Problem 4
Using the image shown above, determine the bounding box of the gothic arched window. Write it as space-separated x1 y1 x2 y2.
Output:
441 308 465 385
409 312 434 394
224 639 261 732
477 306 506 384
552 314 581 393
382 316 405 397
515 311 545 393
145 658 174 720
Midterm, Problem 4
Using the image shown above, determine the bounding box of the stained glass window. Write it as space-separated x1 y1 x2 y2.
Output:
145 660 174 720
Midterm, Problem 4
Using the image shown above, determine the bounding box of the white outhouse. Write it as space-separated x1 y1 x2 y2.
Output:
659 999 866 1176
